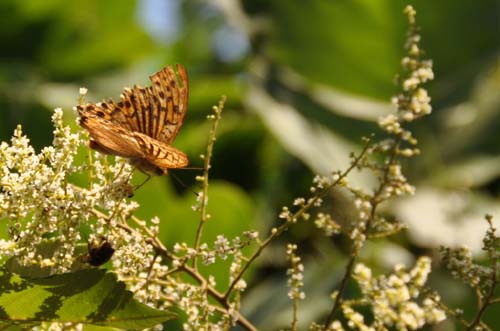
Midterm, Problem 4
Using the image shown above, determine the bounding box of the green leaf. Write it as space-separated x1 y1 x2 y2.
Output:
267 0 403 99
247 86 375 190
0 323 24 331
0 268 175 330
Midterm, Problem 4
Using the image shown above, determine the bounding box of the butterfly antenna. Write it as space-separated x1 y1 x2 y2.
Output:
134 173 152 191
176 166 203 171
170 171 199 197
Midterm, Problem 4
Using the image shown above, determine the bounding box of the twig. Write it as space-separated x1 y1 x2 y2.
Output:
324 254 357 325
193 96 226 269
466 253 498 330
224 140 373 301
324 138 401 327
126 213 259 331
291 291 299 331
87 148 94 190
429 295 492 331
433 298 472 328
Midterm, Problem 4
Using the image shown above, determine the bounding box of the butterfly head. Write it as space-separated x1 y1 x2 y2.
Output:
130 157 167 176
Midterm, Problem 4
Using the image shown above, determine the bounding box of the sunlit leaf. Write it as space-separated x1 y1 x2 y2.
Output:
0 268 175 330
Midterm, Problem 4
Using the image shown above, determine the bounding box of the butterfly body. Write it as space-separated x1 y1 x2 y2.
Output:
77 64 189 175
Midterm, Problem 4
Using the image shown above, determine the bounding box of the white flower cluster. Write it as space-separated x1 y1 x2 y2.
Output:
0 109 85 271
177 282 217 331
314 212 340 237
0 108 157 287
165 274 239 331
329 257 446 331
286 243 305 301
31 322 83 331
441 244 484 288
32 322 83 331
174 232 258 268
310 173 345 194
113 229 157 279
191 189 208 212
336 5 432 245
380 164 416 201
379 5 434 154
275 172 348 243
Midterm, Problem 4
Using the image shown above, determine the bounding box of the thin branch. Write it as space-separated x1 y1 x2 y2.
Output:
324 254 357 325
114 138 370 331
466 259 498 330
324 138 401 327
291 297 299 331
433 298 473 329
224 140 373 301
86 148 94 190
179 264 257 331
193 96 226 269
429 295 492 331
126 213 258 331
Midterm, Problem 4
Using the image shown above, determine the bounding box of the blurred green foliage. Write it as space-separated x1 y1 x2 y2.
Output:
1 0 499 329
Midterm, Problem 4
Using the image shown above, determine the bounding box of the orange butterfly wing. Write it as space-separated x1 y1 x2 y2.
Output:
116 64 188 142
133 132 189 170
76 64 189 173
78 115 144 159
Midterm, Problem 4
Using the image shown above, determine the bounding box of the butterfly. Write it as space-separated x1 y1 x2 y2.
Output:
76 64 189 175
